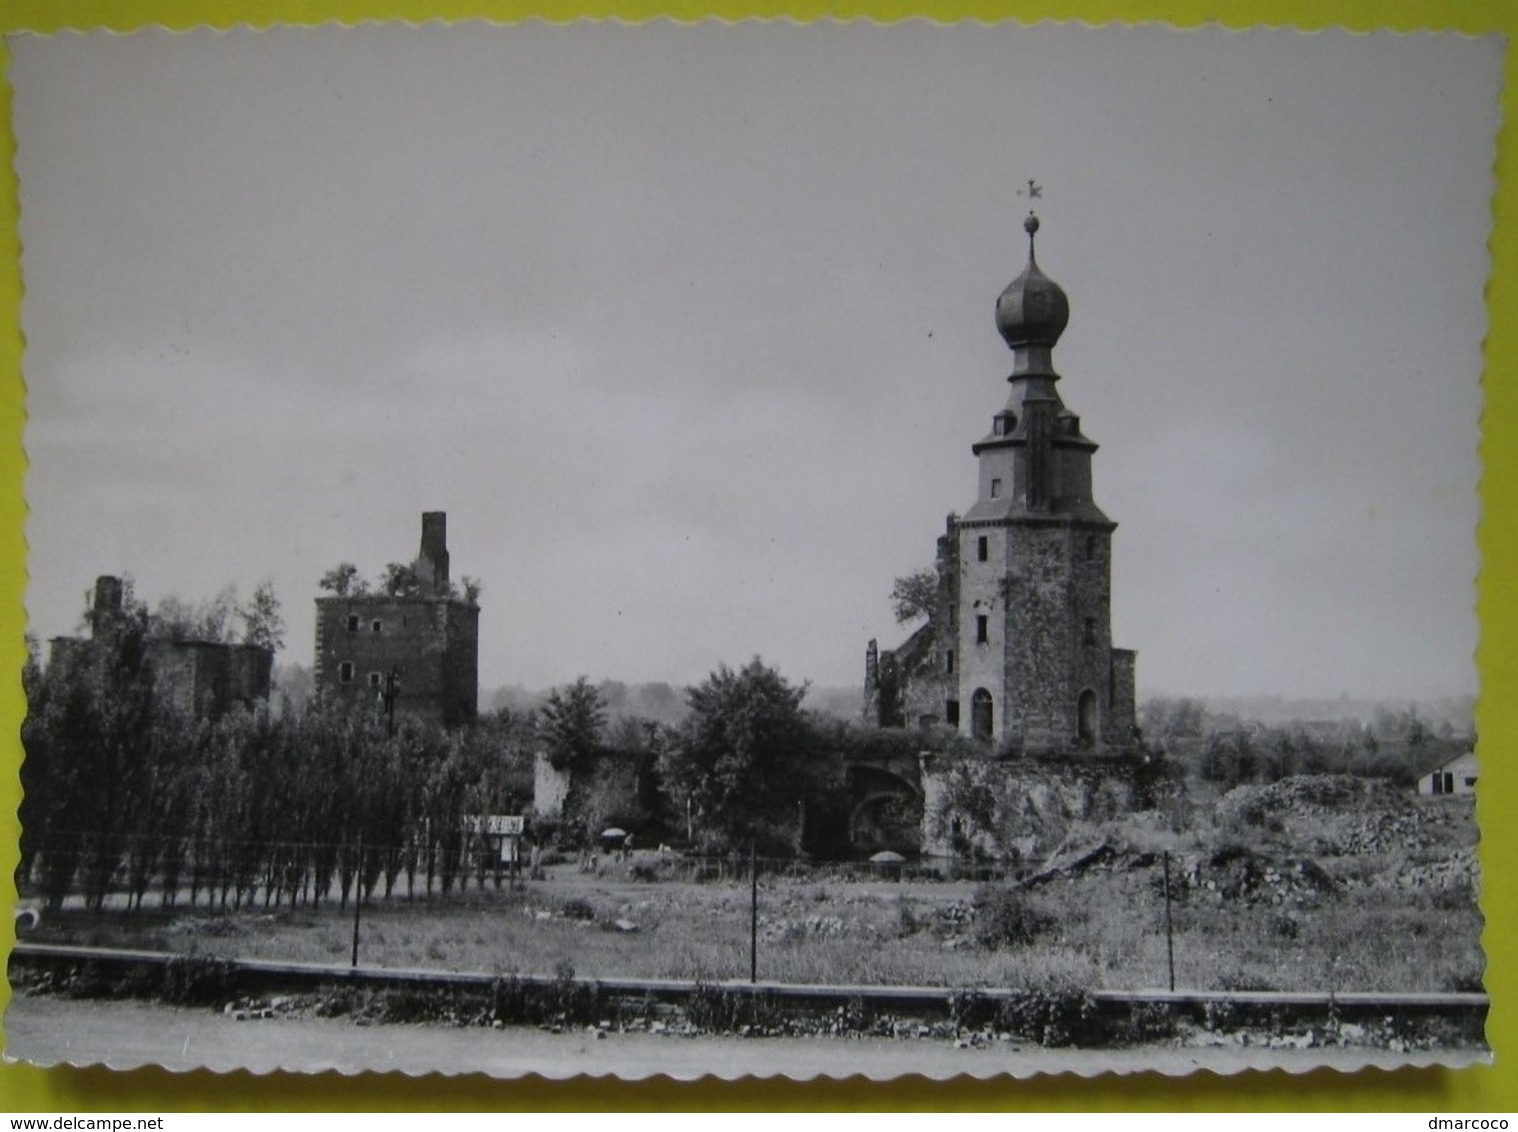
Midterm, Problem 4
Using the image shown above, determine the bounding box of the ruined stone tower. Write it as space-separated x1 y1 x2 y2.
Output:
868 212 1137 756
313 512 479 728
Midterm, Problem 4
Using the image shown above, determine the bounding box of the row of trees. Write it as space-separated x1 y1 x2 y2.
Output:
1140 695 1471 790
19 607 532 911
21 578 882 908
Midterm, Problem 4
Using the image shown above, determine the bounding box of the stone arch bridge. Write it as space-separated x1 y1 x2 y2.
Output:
844 748 924 856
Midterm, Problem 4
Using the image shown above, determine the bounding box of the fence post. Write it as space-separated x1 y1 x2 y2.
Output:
1163 849 1176 992
750 842 759 984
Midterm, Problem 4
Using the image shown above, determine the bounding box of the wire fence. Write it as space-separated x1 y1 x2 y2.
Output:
11 831 1482 995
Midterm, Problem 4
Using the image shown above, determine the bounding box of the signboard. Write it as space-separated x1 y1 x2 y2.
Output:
463 814 525 836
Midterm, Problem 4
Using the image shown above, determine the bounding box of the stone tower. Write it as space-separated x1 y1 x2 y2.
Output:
948 211 1136 754
313 512 480 728
867 212 1137 755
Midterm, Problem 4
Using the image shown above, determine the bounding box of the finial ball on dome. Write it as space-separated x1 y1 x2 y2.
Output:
995 214 1069 350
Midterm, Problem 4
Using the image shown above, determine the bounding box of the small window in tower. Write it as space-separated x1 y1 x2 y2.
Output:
946 700 961 726
1084 618 1096 645
977 536 989 562
993 418 1004 437
347 615 359 632
990 478 1003 499
1086 535 1095 561
976 615 989 644
946 649 955 675
372 619 383 633
368 671 383 688
339 661 354 684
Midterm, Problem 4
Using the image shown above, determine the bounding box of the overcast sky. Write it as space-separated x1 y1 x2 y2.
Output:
9 22 1501 700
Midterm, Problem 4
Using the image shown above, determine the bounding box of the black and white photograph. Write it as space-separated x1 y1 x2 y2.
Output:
1 20 1501 1079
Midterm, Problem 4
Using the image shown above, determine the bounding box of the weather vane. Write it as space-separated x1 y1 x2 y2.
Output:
1017 179 1044 249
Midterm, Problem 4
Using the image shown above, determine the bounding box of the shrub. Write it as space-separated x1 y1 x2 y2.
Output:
629 860 663 883
486 968 604 1028
313 985 365 1018
948 988 996 1031
379 987 454 1024
160 956 239 1006
561 896 596 920
972 884 1052 950
895 895 921 938
686 981 783 1034
1118 1001 1178 1044
995 982 1103 1047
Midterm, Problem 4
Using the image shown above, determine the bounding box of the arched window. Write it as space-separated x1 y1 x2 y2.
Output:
971 688 994 742
1077 689 1098 745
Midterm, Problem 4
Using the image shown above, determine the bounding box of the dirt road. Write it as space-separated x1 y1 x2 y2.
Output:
3 993 1486 1081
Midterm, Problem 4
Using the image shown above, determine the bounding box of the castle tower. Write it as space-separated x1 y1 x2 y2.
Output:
942 212 1136 753
313 512 479 728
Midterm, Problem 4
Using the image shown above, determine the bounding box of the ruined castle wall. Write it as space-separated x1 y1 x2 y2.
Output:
1110 648 1137 741
146 640 272 720
533 752 572 818
314 596 478 726
919 754 1165 860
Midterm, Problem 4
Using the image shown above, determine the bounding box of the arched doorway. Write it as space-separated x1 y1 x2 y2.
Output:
971 688 994 741
1077 688 1098 745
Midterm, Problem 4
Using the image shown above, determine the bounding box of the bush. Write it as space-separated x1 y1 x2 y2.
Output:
686 981 783 1034
561 896 596 920
160 956 239 1006
894 895 921 938
948 988 996 1031
487 969 605 1028
972 884 1052 949
629 859 664 883
1118 1001 1178 1044
996 983 1103 1047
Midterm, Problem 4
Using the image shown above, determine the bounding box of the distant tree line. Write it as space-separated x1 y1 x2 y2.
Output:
1140 695 1471 791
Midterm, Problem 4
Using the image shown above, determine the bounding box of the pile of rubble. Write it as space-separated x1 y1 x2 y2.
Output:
759 913 854 944
1215 775 1472 856
1174 846 1338 908
1387 847 1479 892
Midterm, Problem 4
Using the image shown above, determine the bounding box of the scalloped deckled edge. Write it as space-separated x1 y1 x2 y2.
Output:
0 15 1506 1098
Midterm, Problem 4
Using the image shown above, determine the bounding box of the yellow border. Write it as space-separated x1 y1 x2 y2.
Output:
1 0 1512 1112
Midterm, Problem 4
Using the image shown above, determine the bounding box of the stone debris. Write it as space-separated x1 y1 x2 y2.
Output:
1217 775 1473 857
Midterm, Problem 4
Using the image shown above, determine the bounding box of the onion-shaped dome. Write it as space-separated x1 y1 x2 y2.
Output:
995 213 1069 349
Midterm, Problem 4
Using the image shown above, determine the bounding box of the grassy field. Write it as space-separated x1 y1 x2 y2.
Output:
17 789 1482 995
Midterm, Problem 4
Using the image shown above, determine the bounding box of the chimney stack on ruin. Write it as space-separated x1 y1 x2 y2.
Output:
416 511 450 599
90 575 124 637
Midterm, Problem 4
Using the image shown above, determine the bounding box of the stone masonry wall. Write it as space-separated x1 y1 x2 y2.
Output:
920 753 1166 861
314 595 478 727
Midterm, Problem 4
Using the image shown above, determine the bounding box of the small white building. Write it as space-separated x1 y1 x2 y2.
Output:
1417 750 1478 796
532 751 572 817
